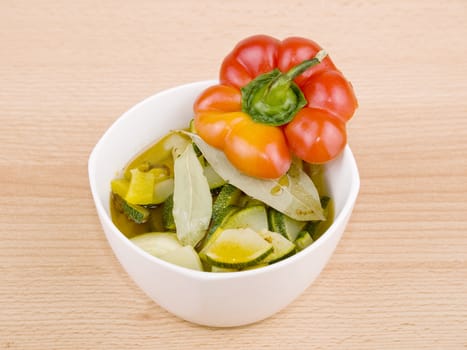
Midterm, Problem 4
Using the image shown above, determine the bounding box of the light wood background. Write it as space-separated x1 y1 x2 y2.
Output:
1 1 466 349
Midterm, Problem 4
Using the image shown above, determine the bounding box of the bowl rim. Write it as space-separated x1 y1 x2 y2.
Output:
88 80 360 281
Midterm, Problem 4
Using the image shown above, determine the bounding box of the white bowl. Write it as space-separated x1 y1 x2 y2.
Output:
88 80 360 327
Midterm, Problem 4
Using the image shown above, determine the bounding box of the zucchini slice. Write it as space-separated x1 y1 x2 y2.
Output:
204 228 273 269
130 232 182 257
222 205 269 232
268 208 306 241
294 230 314 251
259 230 296 264
212 184 242 219
160 245 203 271
162 195 176 231
113 194 150 224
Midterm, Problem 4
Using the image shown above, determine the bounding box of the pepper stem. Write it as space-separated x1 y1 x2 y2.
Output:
241 49 328 126
285 50 328 80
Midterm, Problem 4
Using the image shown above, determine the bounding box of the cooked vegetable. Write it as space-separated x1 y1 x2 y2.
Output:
211 184 242 219
110 129 333 271
159 246 203 271
110 178 129 199
130 232 203 271
221 205 269 232
294 231 314 251
194 35 357 179
130 232 182 257
259 230 296 264
208 184 242 237
207 205 239 239
267 208 306 242
112 194 150 224
203 228 273 269
200 205 269 263
162 195 176 231
125 168 156 205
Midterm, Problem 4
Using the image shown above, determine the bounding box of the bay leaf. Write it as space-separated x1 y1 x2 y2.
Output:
173 143 212 247
189 133 324 221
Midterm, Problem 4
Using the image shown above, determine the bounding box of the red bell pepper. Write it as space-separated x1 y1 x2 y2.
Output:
194 35 358 179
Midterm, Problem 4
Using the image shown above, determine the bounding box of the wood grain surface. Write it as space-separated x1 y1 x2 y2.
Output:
1 0 466 349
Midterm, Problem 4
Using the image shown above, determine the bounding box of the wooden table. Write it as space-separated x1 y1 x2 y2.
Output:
1 1 466 348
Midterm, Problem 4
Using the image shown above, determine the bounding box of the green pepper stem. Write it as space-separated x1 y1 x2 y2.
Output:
285 50 327 80
267 49 327 103
241 49 328 126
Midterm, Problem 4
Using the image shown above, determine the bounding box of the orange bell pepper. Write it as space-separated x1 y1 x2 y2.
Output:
193 35 358 179
194 85 291 179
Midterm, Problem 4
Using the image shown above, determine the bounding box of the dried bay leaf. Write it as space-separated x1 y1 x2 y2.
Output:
173 143 212 246
189 133 324 221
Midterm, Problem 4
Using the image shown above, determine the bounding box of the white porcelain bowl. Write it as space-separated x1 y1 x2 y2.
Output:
88 80 360 327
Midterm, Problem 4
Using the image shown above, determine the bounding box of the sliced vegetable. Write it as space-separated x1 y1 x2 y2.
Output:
111 178 129 199
199 226 223 261
259 230 296 264
131 233 203 271
148 167 170 181
160 246 203 271
113 194 150 224
268 208 306 241
172 143 212 247
204 228 273 269
110 202 149 238
222 205 269 232
130 232 182 257
125 168 156 205
198 206 268 258
211 184 242 219
294 231 313 251
207 205 240 239
284 215 306 242
199 204 269 262
162 195 176 231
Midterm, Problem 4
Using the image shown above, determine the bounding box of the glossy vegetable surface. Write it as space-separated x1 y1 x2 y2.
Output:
194 85 291 179
194 35 358 179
